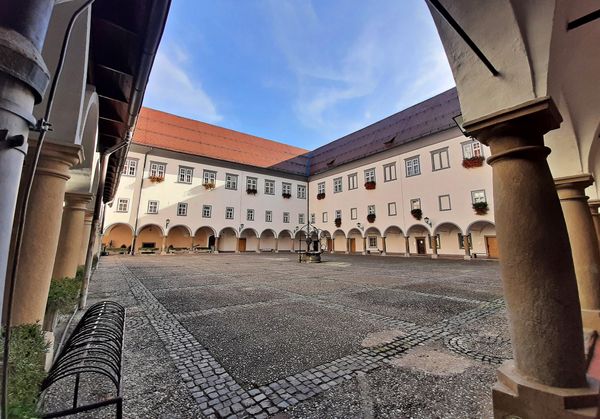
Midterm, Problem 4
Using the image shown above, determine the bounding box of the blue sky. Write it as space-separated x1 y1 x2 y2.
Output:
143 0 455 150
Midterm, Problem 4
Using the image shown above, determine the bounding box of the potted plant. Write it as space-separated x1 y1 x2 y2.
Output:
462 156 485 168
473 201 489 215
317 192 326 200
411 208 422 220
367 213 376 223
282 192 292 199
246 187 258 195
334 217 342 228
149 175 164 183
364 181 376 190
202 181 216 190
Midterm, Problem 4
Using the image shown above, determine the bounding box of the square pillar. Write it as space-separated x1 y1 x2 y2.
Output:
78 210 94 264
404 236 410 257
381 236 387 255
431 235 438 259
463 235 471 260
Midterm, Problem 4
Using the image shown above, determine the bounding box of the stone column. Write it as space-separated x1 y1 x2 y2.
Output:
381 236 387 255
462 235 471 260
11 141 82 325
275 238 279 253
78 210 94 265
345 238 349 254
130 235 136 254
431 235 438 259
236 237 241 253
161 235 167 254
213 236 219 253
555 174 600 330
52 192 93 279
362 237 367 255
404 236 410 257
257 237 261 253
464 98 596 417
588 199 600 249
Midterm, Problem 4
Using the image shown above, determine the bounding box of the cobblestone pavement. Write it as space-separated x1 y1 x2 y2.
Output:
86 253 510 418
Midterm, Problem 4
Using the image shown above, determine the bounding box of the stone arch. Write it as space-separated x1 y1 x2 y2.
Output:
136 224 164 252
193 226 217 249
467 220 498 258
364 227 383 254
259 229 277 252
240 228 259 252
218 227 238 252
383 225 405 254
406 224 431 256
102 223 133 251
277 230 293 252
433 222 463 256
347 228 364 253
166 225 193 251
332 229 346 253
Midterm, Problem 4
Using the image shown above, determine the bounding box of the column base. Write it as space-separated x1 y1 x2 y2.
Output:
581 309 600 331
381 252 386 256
213 250 219 254
493 362 599 419
431 254 438 259
464 255 472 260
403 253 410 257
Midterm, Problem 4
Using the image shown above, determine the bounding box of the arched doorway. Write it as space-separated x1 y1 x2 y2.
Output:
364 227 383 254
136 224 164 253
433 222 463 257
347 228 363 254
218 227 237 252
406 224 431 255
294 230 307 252
193 226 217 251
166 225 193 252
383 226 405 254
259 229 277 252
277 230 293 252
332 229 346 253
320 230 332 252
467 221 498 259
240 228 259 252
102 223 134 253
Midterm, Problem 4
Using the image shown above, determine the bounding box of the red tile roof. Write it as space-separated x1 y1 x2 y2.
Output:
133 108 309 174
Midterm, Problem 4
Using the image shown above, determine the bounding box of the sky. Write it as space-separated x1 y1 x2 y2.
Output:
142 0 455 150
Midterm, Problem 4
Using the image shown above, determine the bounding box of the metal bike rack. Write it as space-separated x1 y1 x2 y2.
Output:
40 301 126 418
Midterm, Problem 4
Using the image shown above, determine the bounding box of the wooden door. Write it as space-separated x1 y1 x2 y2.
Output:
327 238 333 252
485 236 499 259
416 237 426 254
350 238 356 253
238 238 246 252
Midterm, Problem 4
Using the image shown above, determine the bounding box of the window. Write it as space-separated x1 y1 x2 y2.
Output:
149 162 166 178
247 176 258 190
317 182 325 194
336 210 342 220
310 213 316 223
348 173 358 190
122 159 137 176
432 148 450 171
177 202 188 216
178 166 193 183
350 208 357 220
203 170 216 185
266 210 273 222
297 185 306 199
471 189 487 203
265 179 275 195
298 213 305 224
439 194 451 211
322 212 328 223
225 174 238 190
368 205 376 215
383 163 396 181
458 233 472 249
410 198 421 210
147 200 158 214
333 177 342 193
116 198 129 212
462 140 483 159
247 209 255 221
388 202 397 216
283 212 290 223
202 205 212 218
282 182 292 195
226 207 235 219
364 168 376 183
405 156 421 177
368 236 377 248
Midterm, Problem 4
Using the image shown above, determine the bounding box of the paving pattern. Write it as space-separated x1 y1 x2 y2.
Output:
84 253 510 418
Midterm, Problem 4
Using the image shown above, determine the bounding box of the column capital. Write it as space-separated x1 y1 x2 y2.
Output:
30 140 84 181
64 192 93 211
555 173 594 202
463 97 562 147
588 199 600 213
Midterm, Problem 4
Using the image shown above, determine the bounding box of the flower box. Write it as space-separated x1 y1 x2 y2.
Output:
149 175 164 183
462 156 485 168
367 214 376 223
334 217 342 228
473 201 489 215
202 182 216 190
317 192 326 200
246 188 258 195
365 181 376 190
282 192 292 199
411 208 422 220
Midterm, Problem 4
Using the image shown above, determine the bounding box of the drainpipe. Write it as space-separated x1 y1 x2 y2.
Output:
0 0 53 324
79 140 128 309
131 148 152 255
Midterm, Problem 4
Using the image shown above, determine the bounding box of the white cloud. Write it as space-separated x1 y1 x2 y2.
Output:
144 47 222 123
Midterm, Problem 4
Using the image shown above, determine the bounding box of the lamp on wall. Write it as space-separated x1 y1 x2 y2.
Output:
356 223 364 231
165 218 170 229
238 223 244 232
423 217 432 227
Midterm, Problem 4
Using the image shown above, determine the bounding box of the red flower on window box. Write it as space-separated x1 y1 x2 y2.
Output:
317 192 326 200
282 192 292 199
364 181 376 190
473 201 489 215
462 156 485 168
410 208 422 220
367 213 376 223
246 188 258 195
149 175 164 183
334 217 342 228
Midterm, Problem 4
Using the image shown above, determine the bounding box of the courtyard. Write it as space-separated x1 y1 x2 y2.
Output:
83 253 508 418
